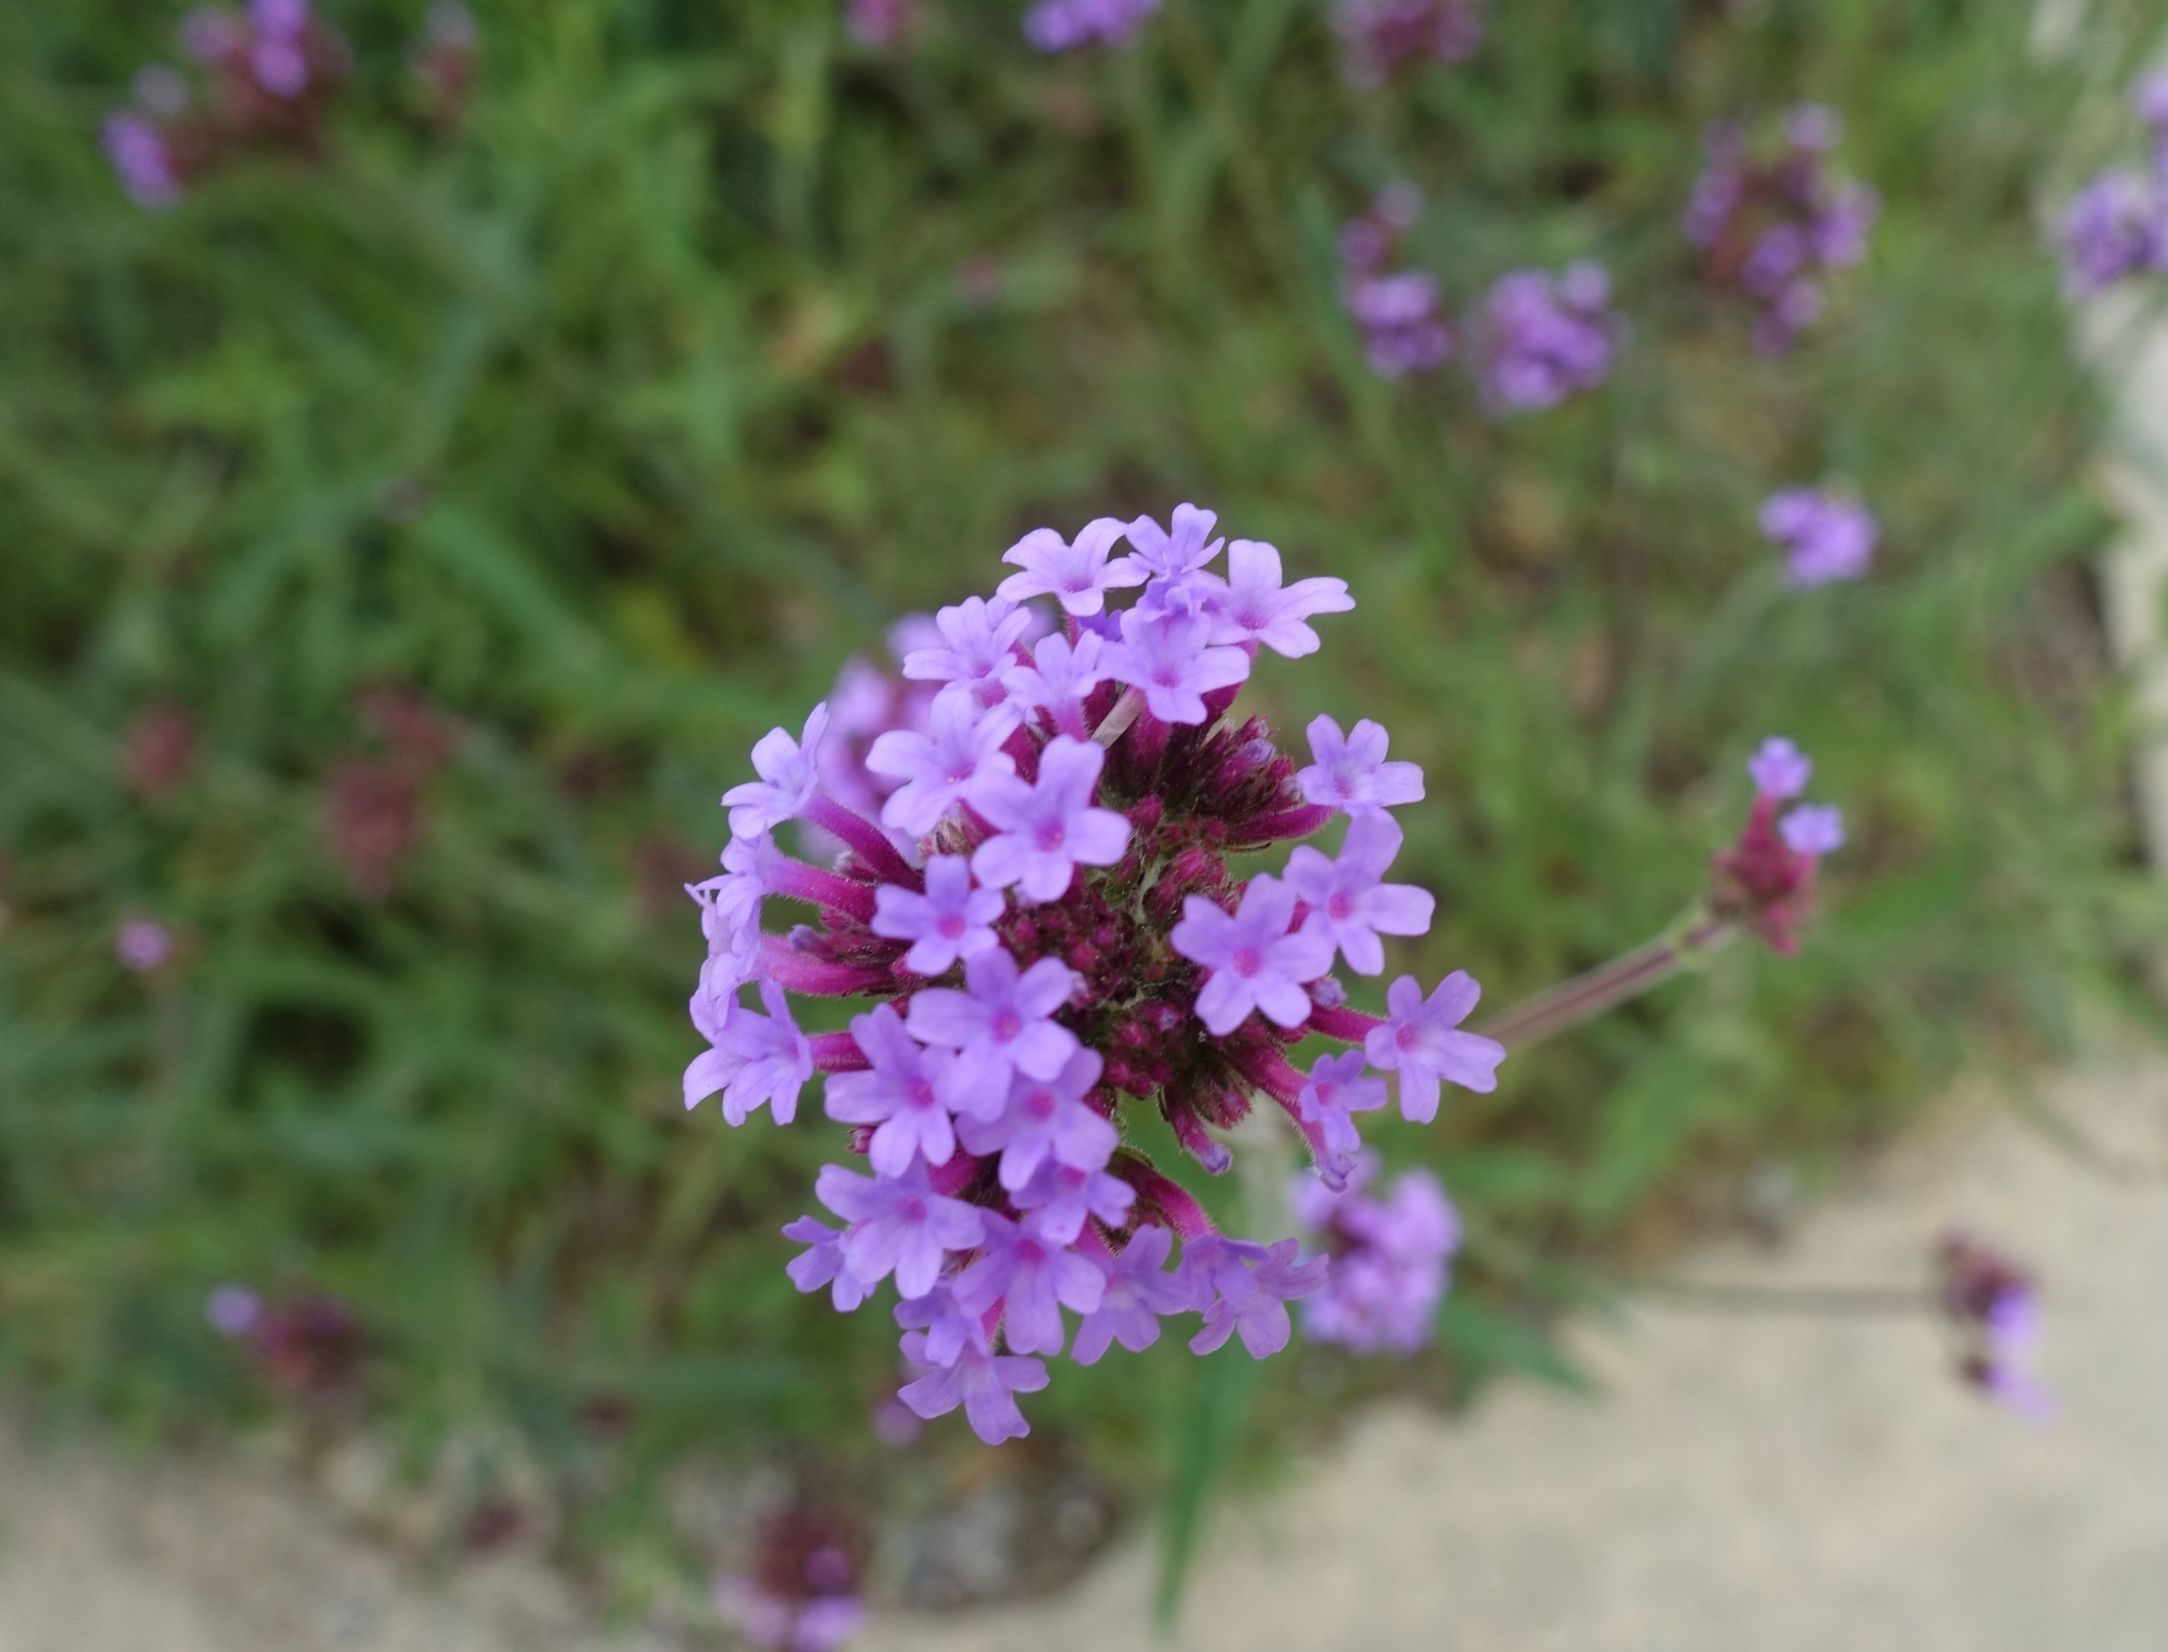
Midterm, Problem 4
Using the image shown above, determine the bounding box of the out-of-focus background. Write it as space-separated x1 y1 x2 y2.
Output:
3 0 2166 1646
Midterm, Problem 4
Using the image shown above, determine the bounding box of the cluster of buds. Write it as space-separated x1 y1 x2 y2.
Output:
1291 1154 1459 1355
206 1283 366 1399
1330 0 1484 89
325 684 459 901
1023 0 1163 53
102 1 353 211
687 504 1507 1443
713 1505 867 1652
1937 1232 2051 1420
1682 105 1878 354
1711 738 1846 956
2057 73 2168 297
1474 263 1621 414
1760 486 1877 588
1338 185 1453 380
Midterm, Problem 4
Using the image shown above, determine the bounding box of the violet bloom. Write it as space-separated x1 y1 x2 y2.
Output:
206 1283 265 1336
905 947 1080 1094
781 1216 873 1312
1002 630 1110 737
1200 540 1354 658
2058 170 2168 297
953 1210 1104 1356
871 854 1005 975
247 0 312 98
894 1285 979 1368
818 1162 984 1300
1023 0 1163 53
103 114 182 210
957 1048 1118 1191
1761 487 1877 587
724 704 832 839
1344 270 1454 379
1069 1226 1200 1364
1296 714 1425 813
115 918 175 972
823 1004 964 1175
1185 1237 1329 1358
1011 1159 1136 1244
1103 608 1251 726
970 735 1131 902
1364 972 1505 1122
1124 503 1225 584
845 0 916 47
1332 0 1482 88
1283 812 1434 976
1294 1160 1459 1355
901 596 1034 707
997 518 1144 616
1171 876 1335 1035
1778 803 1845 858
1478 263 1619 414
686 978 815 1125
1747 736 1813 800
896 1330 1047 1444
867 691 1019 839
1294 1049 1390 1187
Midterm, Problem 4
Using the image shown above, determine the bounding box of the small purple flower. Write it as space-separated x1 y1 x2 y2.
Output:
957 1048 1118 1191
103 114 182 211
901 597 1034 706
866 691 1019 839
997 518 1144 617
685 978 815 1125
1747 736 1813 801
904 947 1081 1094
871 855 1005 975
817 1161 985 1300
1185 1236 1329 1358
1296 714 1425 814
1344 270 1454 379
824 1004 964 1175
970 735 1132 902
1124 503 1225 583
953 1210 1104 1356
1778 803 1845 857
1294 1161 1459 1354
1102 609 1251 727
1069 1225 1200 1364
1282 812 1435 976
1477 262 1619 414
1293 1049 1389 1187
1364 971 1505 1122
1332 0 1483 89
1761 487 1877 587
1001 630 1110 737
2057 169 2168 296
723 704 832 839
781 1216 873 1312
115 918 175 972
1023 0 1163 53
896 1330 1047 1444
1011 1158 1136 1244
206 1283 265 1336
1171 876 1335 1036
1201 539 1355 659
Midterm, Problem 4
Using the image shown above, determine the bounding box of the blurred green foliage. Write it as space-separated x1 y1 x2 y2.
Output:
2 0 2162 1609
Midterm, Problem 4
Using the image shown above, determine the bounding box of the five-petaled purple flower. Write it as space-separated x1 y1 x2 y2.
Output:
1365 972 1505 1122
725 705 832 839
867 689 1019 838
872 854 1006 975
1761 487 1877 587
1103 608 1251 727
817 1161 985 1300
1002 631 1110 739
905 948 1081 1094
954 1210 1106 1356
1294 1048 1390 1189
1747 736 1813 800
897 1329 1048 1444
901 596 1035 709
1283 812 1435 977
957 1049 1118 1192
1172 876 1335 1036
1186 1237 1329 1358
1778 803 1845 858
997 518 1145 616
824 1004 968 1175
1202 540 1355 659
971 735 1132 901
687 978 816 1125
1069 1226 1201 1364
1297 715 1425 813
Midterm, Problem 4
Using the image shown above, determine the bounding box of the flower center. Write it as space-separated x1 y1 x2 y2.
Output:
898 1196 927 1222
992 1009 1024 1044
938 912 966 939
1231 945 1263 978
1035 821 1067 852
1022 1088 1056 1122
1327 891 1354 921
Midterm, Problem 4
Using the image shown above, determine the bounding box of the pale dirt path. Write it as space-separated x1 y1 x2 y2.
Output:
2 1046 2164 1652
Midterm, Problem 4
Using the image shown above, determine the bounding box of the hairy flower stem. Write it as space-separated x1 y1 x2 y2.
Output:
1476 913 1734 1050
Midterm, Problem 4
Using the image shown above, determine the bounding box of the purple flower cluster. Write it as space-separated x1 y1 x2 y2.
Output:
1292 1156 1459 1355
844 0 917 48
2057 74 2168 296
101 1 353 210
1683 106 1878 354
713 1505 866 1652
1338 186 1452 380
689 504 1505 1443
1475 263 1621 414
115 917 176 973
1938 1232 2051 1422
1760 486 1876 588
1331 0 1483 89
1024 0 1162 53
1711 737 1845 955
205 1282 365 1397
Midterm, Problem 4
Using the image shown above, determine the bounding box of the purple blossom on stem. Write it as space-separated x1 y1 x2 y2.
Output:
952 1211 1104 1356
823 1004 964 1175
997 518 1144 616
1761 488 1877 587
1283 812 1435 976
1365 972 1505 1122
1184 1236 1329 1358
896 1330 1047 1444
1296 714 1425 814
1069 1226 1200 1364
1002 630 1110 738
1023 0 1163 54
1103 608 1251 727
723 705 832 839
1200 540 1354 658
685 977 815 1125
1477 262 1620 414
1747 736 1813 800
817 1162 985 1300
1123 503 1225 584
866 690 1019 839
900 597 1034 707
970 734 1131 901
2057 170 2168 297
904 947 1081 1094
781 1216 873 1312
1778 803 1845 857
1171 876 1335 1035
956 1049 1118 1191
871 854 1004 975
1293 1049 1390 1186
1011 1158 1136 1243
1293 1159 1459 1354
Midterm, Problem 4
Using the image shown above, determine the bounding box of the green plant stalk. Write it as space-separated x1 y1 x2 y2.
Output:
1477 911 1736 1049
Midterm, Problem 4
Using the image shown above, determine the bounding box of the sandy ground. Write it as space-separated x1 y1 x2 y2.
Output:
3 1045 2166 1652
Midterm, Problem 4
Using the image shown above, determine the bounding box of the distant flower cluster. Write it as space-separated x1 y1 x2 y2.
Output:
1711 737 1846 956
689 504 1506 1442
1332 0 1484 89
1683 105 1878 354
410 3 479 130
845 0 918 48
1292 1156 1459 1355
2057 72 2168 297
1475 263 1621 414
714 1505 867 1652
1338 185 1452 379
1024 0 1163 53
1937 1232 2052 1421
116 918 177 973
1760 486 1877 587
207 1283 366 1398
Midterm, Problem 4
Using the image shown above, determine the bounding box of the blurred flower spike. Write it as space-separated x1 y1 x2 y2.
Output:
1937 1232 2052 1421
1709 737 1845 956
714 1504 867 1652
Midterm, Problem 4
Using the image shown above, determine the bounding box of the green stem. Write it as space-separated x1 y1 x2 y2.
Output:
1477 912 1734 1049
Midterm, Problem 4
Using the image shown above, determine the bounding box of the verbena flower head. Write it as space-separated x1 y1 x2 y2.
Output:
689 506 1501 1442
1938 1231 2052 1422
1292 1156 1459 1354
1684 106 1879 354
2057 169 2168 297
1331 0 1483 89
713 1505 867 1652
1336 189 1452 379
1023 0 1162 52
1475 263 1620 414
1712 736 1845 955
1761 486 1877 587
